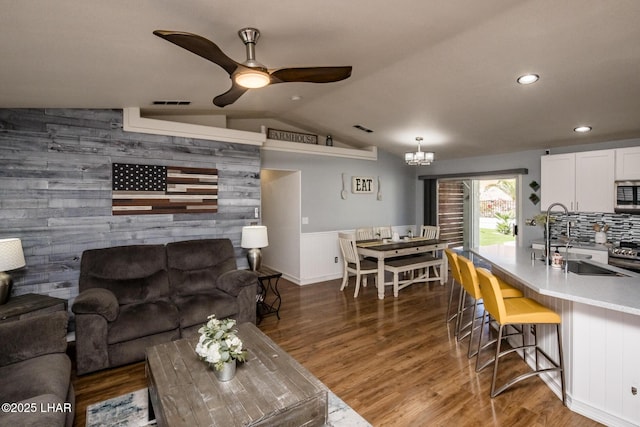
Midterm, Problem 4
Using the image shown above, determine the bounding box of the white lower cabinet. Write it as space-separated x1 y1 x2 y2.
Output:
571 303 640 426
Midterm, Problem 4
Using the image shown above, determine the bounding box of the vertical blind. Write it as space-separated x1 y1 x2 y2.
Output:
437 180 465 248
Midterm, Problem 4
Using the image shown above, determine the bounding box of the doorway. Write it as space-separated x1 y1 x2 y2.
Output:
475 178 517 247
260 169 301 278
436 177 518 250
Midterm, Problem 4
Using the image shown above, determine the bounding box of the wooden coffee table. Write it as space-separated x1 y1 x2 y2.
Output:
146 322 328 427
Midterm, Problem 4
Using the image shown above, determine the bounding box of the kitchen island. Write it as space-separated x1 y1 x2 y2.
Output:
472 245 640 427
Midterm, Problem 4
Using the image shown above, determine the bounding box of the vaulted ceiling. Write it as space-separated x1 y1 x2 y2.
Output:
2 0 640 160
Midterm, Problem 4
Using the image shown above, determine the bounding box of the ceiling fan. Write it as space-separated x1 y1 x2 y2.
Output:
153 28 353 107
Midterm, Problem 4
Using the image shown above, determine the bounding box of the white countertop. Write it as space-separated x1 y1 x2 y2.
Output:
471 245 640 316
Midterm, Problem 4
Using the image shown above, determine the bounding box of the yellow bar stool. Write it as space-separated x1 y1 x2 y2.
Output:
456 255 523 359
475 268 566 404
444 249 463 330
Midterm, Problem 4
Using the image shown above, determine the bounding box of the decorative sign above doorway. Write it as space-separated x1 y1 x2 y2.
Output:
267 128 318 144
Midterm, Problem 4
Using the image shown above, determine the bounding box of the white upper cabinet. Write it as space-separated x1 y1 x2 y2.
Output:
541 153 575 210
615 146 640 180
541 150 615 212
575 150 615 213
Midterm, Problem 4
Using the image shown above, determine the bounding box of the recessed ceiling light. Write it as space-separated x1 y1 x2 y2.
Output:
517 74 540 85
290 95 302 101
574 126 592 133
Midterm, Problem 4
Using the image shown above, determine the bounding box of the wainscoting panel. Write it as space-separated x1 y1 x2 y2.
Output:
0 109 261 306
297 226 416 286
300 232 344 285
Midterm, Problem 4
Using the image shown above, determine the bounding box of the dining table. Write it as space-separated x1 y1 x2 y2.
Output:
356 237 449 299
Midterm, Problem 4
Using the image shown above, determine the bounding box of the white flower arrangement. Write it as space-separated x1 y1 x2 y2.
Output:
195 315 247 371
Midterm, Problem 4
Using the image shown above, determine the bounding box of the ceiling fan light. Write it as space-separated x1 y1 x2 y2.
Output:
234 71 270 89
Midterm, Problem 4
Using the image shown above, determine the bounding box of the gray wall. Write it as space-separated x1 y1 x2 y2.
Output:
0 109 260 303
261 148 417 233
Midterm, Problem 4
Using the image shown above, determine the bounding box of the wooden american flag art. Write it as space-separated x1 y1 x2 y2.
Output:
112 163 218 215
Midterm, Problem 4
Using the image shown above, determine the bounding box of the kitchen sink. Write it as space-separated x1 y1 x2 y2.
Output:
565 260 629 277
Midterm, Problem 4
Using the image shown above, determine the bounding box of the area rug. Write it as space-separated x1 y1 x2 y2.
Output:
86 388 155 426
87 388 370 427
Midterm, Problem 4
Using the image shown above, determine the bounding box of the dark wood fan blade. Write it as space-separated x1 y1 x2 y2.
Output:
153 30 240 76
213 83 249 107
270 66 352 84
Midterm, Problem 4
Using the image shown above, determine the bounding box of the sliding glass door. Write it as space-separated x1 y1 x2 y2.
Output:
436 177 518 250
474 178 517 247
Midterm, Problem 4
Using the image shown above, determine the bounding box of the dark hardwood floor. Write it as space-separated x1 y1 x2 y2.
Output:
72 276 601 426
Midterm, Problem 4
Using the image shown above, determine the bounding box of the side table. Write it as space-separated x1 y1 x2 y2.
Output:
255 267 283 324
0 293 68 323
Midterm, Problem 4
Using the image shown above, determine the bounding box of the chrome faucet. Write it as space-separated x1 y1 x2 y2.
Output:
545 202 570 265
563 236 575 273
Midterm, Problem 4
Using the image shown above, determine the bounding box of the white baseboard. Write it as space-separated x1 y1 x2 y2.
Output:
569 399 638 427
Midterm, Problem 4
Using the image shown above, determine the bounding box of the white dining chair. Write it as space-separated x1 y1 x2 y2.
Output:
374 226 393 239
355 227 375 241
420 225 442 278
420 225 440 239
338 232 378 297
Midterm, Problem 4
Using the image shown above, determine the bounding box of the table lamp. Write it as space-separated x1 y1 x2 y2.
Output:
241 226 269 271
0 238 26 305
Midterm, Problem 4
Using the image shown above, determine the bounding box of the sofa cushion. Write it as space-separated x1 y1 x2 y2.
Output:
172 290 239 330
85 269 170 305
107 299 179 345
108 329 180 369
0 353 71 404
79 244 170 303
167 239 237 295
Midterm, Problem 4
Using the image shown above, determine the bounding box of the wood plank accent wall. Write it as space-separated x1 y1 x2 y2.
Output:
0 109 261 306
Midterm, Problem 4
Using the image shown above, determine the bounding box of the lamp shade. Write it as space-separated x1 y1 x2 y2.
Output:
241 226 269 249
0 238 26 271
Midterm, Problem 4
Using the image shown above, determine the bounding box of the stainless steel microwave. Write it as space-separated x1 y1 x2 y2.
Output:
615 181 640 213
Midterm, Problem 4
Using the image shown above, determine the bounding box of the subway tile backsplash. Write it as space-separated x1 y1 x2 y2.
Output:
548 212 640 244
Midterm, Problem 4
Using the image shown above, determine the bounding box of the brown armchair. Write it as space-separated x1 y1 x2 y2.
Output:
0 311 74 427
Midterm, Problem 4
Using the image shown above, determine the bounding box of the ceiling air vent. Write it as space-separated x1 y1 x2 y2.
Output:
152 100 191 106
353 124 374 133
